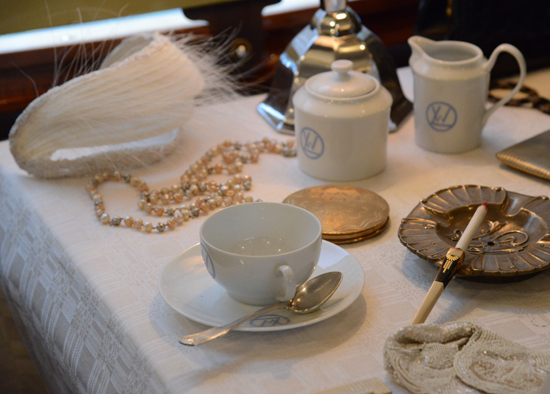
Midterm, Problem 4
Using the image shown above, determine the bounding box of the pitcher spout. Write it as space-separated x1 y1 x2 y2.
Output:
408 36 436 62
409 36 484 69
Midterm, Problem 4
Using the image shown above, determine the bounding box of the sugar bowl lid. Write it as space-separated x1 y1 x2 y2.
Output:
306 59 377 99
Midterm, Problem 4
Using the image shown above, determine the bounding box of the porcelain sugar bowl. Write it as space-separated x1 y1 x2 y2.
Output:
293 60 392 181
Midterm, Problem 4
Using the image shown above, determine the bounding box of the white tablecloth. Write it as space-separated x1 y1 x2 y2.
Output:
1 68 550 394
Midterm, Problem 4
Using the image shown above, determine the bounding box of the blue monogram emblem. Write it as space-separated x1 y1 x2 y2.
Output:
300 127 324 159
200 244 215 279
426 102 457 132
249 314 290 327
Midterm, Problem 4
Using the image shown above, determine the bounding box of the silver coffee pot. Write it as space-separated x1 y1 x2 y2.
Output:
257 0 412 134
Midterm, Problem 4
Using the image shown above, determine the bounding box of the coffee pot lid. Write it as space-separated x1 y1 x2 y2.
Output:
306 59 377 99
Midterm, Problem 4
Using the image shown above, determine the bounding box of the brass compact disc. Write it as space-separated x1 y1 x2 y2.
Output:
323 217 389 244
282 185 390 243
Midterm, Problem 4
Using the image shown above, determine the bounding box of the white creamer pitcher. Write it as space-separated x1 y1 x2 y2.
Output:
408 36 526 153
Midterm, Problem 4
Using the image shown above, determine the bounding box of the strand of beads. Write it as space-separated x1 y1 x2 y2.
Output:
86 138 296 233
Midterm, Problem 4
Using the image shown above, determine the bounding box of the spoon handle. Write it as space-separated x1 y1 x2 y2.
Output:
179 303 287 346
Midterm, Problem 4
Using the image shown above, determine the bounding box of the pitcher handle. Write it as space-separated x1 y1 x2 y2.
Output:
482 44 527 126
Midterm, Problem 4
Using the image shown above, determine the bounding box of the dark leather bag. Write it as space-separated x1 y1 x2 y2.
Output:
415 0 550 77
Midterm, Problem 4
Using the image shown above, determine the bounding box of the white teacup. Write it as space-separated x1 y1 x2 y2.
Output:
199 202 322 305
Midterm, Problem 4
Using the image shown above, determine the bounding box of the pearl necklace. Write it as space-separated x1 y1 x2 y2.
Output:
86 138 295 233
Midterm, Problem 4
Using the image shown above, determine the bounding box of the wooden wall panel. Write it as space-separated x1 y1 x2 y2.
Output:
0 0 420 139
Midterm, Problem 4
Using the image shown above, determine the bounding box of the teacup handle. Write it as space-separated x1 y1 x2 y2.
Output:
276 265 296 302
482 44 527 127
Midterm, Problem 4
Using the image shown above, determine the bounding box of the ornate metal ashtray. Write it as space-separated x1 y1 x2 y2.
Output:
398 185 550 281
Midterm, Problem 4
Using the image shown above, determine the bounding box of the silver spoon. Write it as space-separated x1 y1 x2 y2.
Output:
179 271 343 346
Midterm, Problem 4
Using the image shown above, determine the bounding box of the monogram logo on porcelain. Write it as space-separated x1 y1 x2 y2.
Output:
200 244 215 279
300 127 324 159
249 314 290 327
426 102 457 132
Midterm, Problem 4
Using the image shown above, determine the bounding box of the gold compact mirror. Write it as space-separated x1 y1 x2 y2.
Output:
283 185 389 244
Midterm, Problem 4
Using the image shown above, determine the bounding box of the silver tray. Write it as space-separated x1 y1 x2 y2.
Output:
398 185 550 281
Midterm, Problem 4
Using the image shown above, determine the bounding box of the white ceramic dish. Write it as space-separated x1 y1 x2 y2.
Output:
293 59 392 181
200 202 322 305
158 240 364 331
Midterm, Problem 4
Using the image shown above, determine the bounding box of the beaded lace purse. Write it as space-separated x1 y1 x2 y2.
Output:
384 321 550 394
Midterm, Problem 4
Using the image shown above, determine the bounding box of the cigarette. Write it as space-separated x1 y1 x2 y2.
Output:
410 202 488 325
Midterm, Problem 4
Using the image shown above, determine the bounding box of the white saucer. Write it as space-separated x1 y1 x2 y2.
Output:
158 240 364 332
